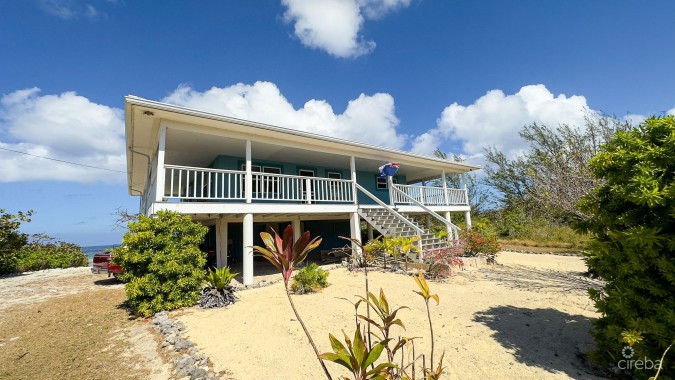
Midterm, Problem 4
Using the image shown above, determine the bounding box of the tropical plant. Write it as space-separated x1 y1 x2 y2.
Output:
394 236 421 271
113 210 208 317
356 289 409 363
414 271 440 372
291 262 330 294
251 225 332 379
375 236 400 270
576 116 675 378
205 266 238 291
424 243 465 280
320 328 395 380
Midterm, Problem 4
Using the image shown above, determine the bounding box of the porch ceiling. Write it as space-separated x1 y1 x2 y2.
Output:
166 129 450 183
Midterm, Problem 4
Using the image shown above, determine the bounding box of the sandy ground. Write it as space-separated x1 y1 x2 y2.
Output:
176 252 605 380
0 267 171 380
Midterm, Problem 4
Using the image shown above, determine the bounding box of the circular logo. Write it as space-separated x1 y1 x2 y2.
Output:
622 346 635 359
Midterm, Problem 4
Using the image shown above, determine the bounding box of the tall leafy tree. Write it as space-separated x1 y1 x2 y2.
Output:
577 116 675 378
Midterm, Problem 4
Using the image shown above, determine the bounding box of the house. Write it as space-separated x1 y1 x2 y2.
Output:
124 96 480 285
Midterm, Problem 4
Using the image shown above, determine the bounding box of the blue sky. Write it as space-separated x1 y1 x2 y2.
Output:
1 0 674 246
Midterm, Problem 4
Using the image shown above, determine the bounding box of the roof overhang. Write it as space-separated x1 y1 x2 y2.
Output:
125 96 481 195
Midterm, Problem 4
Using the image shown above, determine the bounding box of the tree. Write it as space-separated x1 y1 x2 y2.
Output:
433 149 491 215
576 116 675 378
114 210 208 317
0 209 33 274
483 113 630 221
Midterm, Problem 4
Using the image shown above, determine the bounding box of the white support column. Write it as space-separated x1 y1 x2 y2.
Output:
441 170 450 205
292 217 301 242
367 224 374 241
462 172 469 205
444 211 453 240
155 126 167 203
243 213 254 285
350 212 362 252
216 219 228 268
350 156 358 205
388 176 395 206
465 210 472 230
245 140 252 203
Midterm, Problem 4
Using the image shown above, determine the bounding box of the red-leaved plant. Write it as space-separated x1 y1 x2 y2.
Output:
251 225 333 380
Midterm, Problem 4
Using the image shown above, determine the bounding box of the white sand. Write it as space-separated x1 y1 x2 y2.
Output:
176 252 606 379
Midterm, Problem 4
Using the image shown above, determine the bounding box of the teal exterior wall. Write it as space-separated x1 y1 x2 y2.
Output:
208 154 406 204
209 155 349 179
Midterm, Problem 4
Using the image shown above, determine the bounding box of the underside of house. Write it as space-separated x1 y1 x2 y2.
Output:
125 96 480 285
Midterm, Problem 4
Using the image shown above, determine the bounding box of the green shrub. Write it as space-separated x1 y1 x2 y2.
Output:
576 116 675 378
15 240 88 272
113 210 208 317
291 263 330 294
0 209 32 275
205 267 238 291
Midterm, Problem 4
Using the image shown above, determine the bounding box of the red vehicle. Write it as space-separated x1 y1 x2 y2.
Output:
92 252 123 279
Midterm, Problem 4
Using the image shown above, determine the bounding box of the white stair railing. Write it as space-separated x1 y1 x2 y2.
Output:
391 185 461 241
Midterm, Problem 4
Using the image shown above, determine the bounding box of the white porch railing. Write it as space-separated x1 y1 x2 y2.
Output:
162 165 353 203
250 172 354 203
165 165 245 200
160 165 466 206
392 184 468 206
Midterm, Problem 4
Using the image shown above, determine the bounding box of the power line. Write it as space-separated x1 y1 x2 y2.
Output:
0 146 125 173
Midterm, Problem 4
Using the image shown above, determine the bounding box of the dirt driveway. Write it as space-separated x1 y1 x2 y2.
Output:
0 267 171 380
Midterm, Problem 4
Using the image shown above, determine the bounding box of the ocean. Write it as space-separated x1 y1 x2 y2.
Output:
82 244 119 260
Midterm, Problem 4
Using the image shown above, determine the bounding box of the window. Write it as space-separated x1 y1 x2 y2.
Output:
376 176 398 190
241 164 281 194
327 171 342 180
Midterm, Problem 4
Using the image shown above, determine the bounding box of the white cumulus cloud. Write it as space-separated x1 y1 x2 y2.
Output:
412 84 591 158
0 88 125 182
162 81 407 149
281 0 411 58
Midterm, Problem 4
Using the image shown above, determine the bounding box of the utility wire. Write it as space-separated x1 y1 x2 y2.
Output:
0 146 125 173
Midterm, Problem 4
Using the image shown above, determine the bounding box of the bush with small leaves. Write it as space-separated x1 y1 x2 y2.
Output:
576 116 675 378
291 262 330 294
113 210 208 317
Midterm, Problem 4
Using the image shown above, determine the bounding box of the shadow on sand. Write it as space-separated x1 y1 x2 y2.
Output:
473 305 604 379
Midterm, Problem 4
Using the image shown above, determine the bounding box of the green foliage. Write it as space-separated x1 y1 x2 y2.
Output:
205 266 238 291
321 273 445 379
576 116 675 378
113 210 208 317
15 238 88 272
320 328 395 380
0 209 32 274
291 263 330 294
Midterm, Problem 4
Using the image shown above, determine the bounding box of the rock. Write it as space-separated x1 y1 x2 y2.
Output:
174 339 194 351
176 355 195 370
175 321 186 331
190 367 208 380
165 334 177 345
